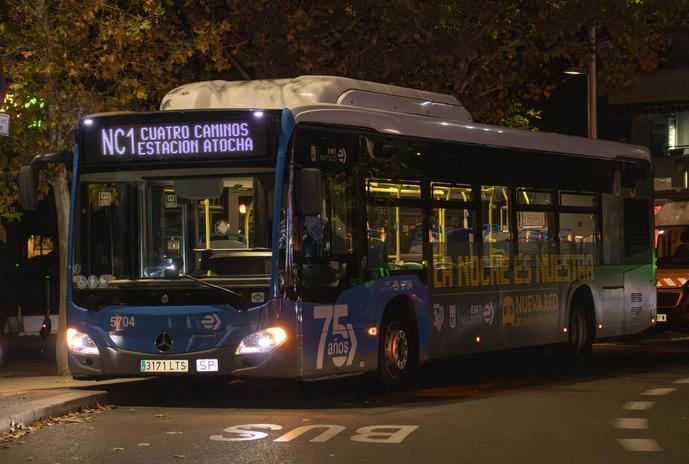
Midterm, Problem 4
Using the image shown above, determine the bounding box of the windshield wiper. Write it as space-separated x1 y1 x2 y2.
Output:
180 274 245 299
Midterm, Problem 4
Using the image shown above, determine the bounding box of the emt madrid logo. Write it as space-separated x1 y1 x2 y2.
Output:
314 304 358 370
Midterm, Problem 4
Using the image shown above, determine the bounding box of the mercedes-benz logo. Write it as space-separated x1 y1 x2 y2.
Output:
155 332 173 352
160 294 169 304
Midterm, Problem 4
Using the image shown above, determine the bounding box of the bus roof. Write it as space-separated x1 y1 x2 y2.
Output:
160 76 649 161
161 76 472 122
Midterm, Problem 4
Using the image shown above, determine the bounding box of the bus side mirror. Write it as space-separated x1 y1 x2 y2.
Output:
19 165 37 211
296 168 322 216
19 151 72 211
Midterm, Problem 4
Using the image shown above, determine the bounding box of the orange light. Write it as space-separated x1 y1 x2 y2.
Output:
367 327 377 336
651 318 656 324
475 336 481 343
563 327 568 333
597 324 603 330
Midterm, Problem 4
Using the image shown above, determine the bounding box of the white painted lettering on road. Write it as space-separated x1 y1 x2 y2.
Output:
618 439 663 452
210 424 419 444
350 426 419 444
274 425 345 442
642 388 677 396
672 378 689 384
623 401 654 410
210 424 282 442
615 418 648 430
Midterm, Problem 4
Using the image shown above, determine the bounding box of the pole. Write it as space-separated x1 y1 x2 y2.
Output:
587 24 597 139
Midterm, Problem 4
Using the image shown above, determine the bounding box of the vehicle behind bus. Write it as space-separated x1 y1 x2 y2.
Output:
655 197 689 331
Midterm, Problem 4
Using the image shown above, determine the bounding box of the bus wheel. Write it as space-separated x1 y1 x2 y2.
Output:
568 303 593 362
378 313 417 390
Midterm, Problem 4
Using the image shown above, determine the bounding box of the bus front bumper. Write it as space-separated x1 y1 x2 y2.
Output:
67 340 299 380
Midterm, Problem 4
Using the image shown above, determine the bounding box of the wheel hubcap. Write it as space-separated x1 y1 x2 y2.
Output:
385 326 408 373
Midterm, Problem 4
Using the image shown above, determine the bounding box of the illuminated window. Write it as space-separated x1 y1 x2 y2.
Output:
516 189 554 255
481 185 511 265
432 183 472 201
366 179 423 275
27 235 54 258
366 180 421 199
517 189 552 206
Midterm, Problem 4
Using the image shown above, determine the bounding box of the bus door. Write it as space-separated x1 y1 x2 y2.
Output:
292 130 368 377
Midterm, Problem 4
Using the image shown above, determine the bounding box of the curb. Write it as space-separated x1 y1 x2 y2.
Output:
0 390 108 435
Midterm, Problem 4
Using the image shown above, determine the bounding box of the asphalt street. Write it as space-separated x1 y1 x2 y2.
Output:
3 333 689 464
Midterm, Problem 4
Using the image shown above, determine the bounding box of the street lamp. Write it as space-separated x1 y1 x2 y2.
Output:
564 25 597 139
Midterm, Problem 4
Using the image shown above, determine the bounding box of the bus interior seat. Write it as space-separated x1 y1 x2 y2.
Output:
209 239 248 250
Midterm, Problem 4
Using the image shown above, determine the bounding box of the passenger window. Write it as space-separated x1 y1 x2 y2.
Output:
481 185 511 263
432 183 472 202
366 179 424 277
516 189 554 256
559 191 599 262
432 207 475 258
429 182 477 274
559 212 597 257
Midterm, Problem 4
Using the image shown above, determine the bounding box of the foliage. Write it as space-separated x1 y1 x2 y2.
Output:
1 2 686 201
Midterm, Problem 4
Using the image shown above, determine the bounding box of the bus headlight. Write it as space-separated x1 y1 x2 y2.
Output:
66 328 100 355
235 327 287 355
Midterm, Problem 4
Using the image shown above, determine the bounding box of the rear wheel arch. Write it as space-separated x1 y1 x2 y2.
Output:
568 285 596 334
567 285 596 361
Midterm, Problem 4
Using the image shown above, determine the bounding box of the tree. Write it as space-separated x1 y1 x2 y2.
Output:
0 0 231 374
215 0 687 125
1 0 687 374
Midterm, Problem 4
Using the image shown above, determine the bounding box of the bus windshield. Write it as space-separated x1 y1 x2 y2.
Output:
74 173 276 282
656 225 689 268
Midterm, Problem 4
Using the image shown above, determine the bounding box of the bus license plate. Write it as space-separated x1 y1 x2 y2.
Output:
657 314 667 322
140 360 189 373
196 359 219 372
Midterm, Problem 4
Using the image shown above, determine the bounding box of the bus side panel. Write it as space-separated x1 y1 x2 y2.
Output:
298 275 428 379
429 284 566 358
623 264 656 334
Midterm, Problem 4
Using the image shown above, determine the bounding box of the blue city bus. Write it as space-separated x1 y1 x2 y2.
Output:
20 77 656 387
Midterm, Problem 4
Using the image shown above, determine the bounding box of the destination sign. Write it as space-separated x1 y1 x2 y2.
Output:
80 112 273 164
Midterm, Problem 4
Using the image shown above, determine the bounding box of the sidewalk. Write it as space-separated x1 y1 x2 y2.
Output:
0 335 139 435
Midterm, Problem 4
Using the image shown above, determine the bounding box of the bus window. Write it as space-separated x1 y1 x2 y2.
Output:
517 189 552 206
432 208 475 258
516 189 555 256
366 180 423 274
561 192 595 208
623 198 651 261
78 183 133 278
432 183 472 202
429 182 476 271
559 212 597 256
299 172 354 287
559 191 599 260
481 185 511 263
145 184 186 276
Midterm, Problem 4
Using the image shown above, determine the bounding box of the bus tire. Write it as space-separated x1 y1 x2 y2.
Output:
377 311 417 390
568 301 593 363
